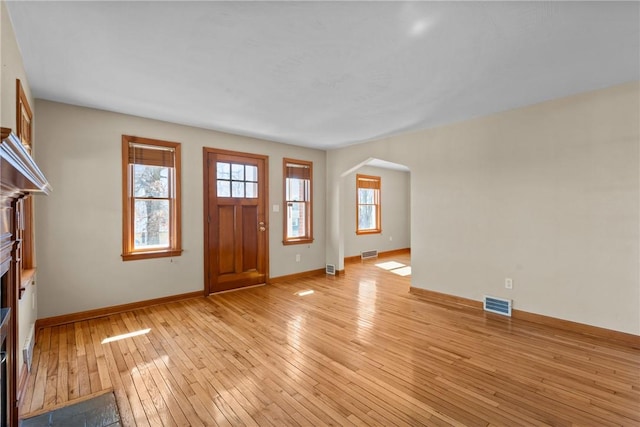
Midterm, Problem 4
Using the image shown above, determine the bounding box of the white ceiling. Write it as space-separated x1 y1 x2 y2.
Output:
6 1 639 150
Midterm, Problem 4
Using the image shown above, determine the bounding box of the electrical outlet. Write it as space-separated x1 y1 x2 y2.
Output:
505 278 513 289
295 254 301 262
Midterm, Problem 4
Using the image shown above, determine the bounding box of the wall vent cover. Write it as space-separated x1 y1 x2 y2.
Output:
361 250 379 260
325 264 336 275
483 295 512 317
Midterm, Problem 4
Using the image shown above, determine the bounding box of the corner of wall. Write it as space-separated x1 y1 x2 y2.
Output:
0 0 38 366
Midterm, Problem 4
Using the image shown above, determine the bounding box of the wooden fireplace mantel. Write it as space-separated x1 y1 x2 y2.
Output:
0 128 51 199
1 127 50 427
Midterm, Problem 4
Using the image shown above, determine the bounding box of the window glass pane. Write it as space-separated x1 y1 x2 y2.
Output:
232 181 245 197
134 199 170 249
217 180 231 197
217 162 230 180
286 178 307 201
231 163 245 181
358 205 377 230
246 165 258 182
246 182 258 198
134 165 169 197
287 201 306 238
358 188 375 204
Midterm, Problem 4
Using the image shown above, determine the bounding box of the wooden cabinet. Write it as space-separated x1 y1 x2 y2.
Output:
0 128 50 427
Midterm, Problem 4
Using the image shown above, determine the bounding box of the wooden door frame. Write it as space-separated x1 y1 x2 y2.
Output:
203 147 269 295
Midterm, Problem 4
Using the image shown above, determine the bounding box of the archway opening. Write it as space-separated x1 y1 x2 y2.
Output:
338 157 411 276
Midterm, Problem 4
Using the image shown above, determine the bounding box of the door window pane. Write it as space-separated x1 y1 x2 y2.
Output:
246 165 258 182
231 163 245 180
232 181 245 198
217 162 230 180
246 182 258 198
217 180 231 197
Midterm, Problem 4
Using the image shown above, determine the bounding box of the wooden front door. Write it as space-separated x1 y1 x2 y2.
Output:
204 148 268 294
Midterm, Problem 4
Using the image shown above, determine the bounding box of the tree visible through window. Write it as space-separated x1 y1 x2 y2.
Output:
122 135 182 260
283 159 313 244
356 174 381 234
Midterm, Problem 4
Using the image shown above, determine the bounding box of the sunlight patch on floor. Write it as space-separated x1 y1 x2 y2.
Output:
375 261 406 270
102 328 151 344
390 266 412 276
375 260 411 277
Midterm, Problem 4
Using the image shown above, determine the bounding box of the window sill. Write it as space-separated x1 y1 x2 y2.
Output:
283 238 314 246
356 230 382 235
19 268 36 300
122 249 183 261
21 268 36 288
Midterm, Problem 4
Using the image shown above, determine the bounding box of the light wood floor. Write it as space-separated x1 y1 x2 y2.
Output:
21 254 640 426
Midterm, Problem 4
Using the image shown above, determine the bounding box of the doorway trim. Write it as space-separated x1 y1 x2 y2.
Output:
202 147 269 295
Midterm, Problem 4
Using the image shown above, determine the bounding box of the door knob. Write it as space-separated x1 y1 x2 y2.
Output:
259 226 266 232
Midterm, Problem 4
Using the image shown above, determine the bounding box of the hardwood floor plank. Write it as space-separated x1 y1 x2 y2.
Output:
80 321 100 394
20 253 640 426
188 381 228 427
88 319 113 391
94 319 145 427
39 327 58 411
23 328 46 413
115 313 193 426
55 325 68 404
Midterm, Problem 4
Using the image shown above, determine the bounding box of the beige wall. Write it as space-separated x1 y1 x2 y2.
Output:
342 165 410 257
5 0 638 336
1 1 33 130
327 82 640 335
1 0 38 366
34 100 326 318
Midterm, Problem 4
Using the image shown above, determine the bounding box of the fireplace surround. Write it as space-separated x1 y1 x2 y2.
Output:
0 128 50 426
